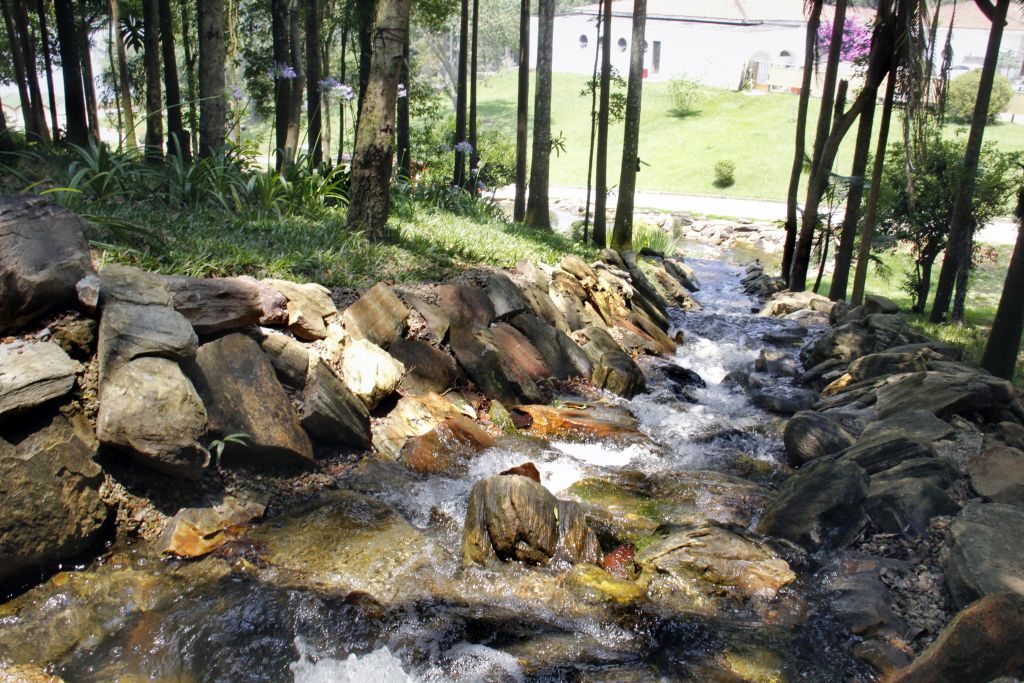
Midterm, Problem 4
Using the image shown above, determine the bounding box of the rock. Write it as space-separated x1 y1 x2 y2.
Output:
759 290 833 318
573 325 622 366
49 314 96 358
563 563 645 604
864 294 899 315
784 411 857 466
461 474 600 567
865 476 959 538
509 312 592 380
0 412 107 586
340 338 406 409
592 351 646 399
859 410 954 444
991 420 1024 450
300 358 371 448
500 461 541 483
657 363 706 392
340 282 409 348
636 524 795 603
237 275 289 324
189 333 313 466
853 640 913 676
941 503 1024 608
487 400 517 434
0 195 94 332
99 263 172 306
848 349 938 383
97 301 198 375
96 356 209 477
968 446 1024 506
436 284 495 328
400 416 495 475
887 593 1024 683
801 314 931 370
652 267 699 310
757 458 869 550
750 387 818 416
388 337 460 396
0 342 77 418
664 256 700 292
755 349 799 377
254 330 310 388
512 403 639 440
825 556 908 640
483 272 527 320
520 283 570 333
404 293 450 342
162 275 270 334
601 543 636 579
548 271 597 332
158 496 266 558
371 392 469 459
837 431 937 475
875 371 1018 421
264 279 337 341
449 323 547 406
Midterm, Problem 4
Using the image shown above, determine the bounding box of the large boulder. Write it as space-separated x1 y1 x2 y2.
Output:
0 412 108 586
509 312 592 380
162 275 280 334
512 403 640 441
341 282 409 348
0 195 94 332
874 370 1017 421
255 330 310 388
483 272 527 320
887 593 1024 683
967 446 1024 506
189 333 313 466
757 458 869 550
97 300 198 375
800 314 931 369
783 411 857 466
0 342 77 419
388 337 461 396
300 358 371 449
520 283 570 333
592 351 647 399
99 263 173 306
864 476 959 538
449 323 547 405
340 338 406 410
96 356 209 477
837 431 937 475
263 279 337 341
371 392 470 459
435 283 495 328
400 416 495 475
941 502 1024 608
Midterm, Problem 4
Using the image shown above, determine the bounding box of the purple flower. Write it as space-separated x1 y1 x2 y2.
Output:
320 76 340 91
817 18 873 62
268 62 298 80
231 86 244 100
454 140 473 154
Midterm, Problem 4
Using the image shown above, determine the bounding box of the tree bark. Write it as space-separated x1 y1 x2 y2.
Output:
35 0 60 136
160 0 189 158
524 0 555 229
77 9 100 140
285 0 305 164
198 0 226 156
108 0 137 147
12 0 51 142
582 0 602 243
1 0 36 137
396 23 410 179
452 0 469 187
180 0 200 154
305 0 323 167
142 0 164 159
592 0 612 248
53 0 89 145
610 0 647 251
981 185 1024 379
781 0 823 279
930 0 1010 323
272 0 292 167
468 0 479 194
356 0 374 118
513 0 530 221
347 0 411 239
0 101 13 151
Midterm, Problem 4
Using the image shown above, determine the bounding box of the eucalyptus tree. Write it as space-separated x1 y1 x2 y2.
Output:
513 0 529 221
54 0 90 145
592 0 612 247
36 0 60 136
452 0 469 187
981 184 1024 380
610 0 647 251
198 0 227 156
142 0 164 158
524 0 555 229
12 0 51 142
305 0 323 167
160 0 189 157
109 0 138 147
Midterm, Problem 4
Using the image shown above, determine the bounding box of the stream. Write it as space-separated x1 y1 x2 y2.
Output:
0 257 876 682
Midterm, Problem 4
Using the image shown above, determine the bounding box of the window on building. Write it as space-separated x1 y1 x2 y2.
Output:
579 34 589 48
617 37 628 52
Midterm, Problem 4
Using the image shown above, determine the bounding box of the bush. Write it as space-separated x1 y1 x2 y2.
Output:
713 160 736 188
947 70 1014 123
668 75 703 117
632 221 678 255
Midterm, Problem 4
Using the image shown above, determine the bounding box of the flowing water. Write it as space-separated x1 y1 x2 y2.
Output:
0 258 874 682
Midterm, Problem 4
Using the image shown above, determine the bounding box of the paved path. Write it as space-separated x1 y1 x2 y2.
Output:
495 184 1019 245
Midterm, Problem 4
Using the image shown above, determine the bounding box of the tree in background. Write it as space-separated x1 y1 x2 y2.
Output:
110 0 138 148
452 0 469 187
981 183 1024 380
524 0 554 229
142 0 164 159
198 0 226 156
54 0 90 145
592 0 612 248
513 0 529 221
610 0 647 251
160 0 189 158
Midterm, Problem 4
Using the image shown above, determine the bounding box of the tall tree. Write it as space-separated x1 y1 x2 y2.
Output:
180 0 200 153
0 102 13 151
35 0 60 136
468 0 480 193
1 0 37 138
452 0 469 187
930 0 1010 323
77 9 101 140
512 0 529 221
524 0 555 229
142 0 164 159
110 0 138 147
356 0 374 117
592 0 612 247
12 0 51 142
347 0 411 238
272 0 294 167
305 0 323 167
53 0 89 145
781 0 823 279
396 25 411 178
197 0 226 156
610 0 647 251
160 0 189 158
981 183 1024 380
285 0 305 162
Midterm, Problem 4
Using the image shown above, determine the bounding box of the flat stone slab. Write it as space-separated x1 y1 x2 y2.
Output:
941 502 1024 608
163 275 272 334
264 279 337 341
968 446 1024 507
0 342 77 418
341 282 409 348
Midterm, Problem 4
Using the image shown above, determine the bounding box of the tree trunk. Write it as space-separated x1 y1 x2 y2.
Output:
0 101 13 151
813 228 830 294
142 0 164 159
53 0 89 145
930 0 1009 323
35 0 60 136
782 0 823 278
180 0 199 154
790 0 847 290
513 0 530 221
468 0 479 194
160 0 189 158
12 0 51 142
77 10 100 140
851 67 897 305
109 0 137 147
198 0 226 156
1 0 36 137
305 0 322 167
582 0 602 242
356 0 374 118
592 0 612 248
272 0 292 167
396 25 410 179
610 0 647 252
337 20 348 166
284 1 305 163
347 0 411 239
981 185 1024 379
915 257 934 313
524 0 555 229
452 0 469 188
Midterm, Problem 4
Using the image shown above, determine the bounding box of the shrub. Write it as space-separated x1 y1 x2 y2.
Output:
632 220 677 255
713 160 736 188
947 70 1014 123
668 75 703 117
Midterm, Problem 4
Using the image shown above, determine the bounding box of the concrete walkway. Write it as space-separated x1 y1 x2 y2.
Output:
495 184 1019 245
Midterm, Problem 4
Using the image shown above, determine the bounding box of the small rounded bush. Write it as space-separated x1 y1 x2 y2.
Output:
947 70 1013 123
713 160 736 188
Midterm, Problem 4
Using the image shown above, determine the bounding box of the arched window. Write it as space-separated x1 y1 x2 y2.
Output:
617 37 628 52
579 34 589 49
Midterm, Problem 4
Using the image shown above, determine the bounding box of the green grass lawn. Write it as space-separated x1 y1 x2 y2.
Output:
476 71 1024 202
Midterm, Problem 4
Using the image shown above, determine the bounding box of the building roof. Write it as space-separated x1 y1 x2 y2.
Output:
574 0 808 25
934 2 1024 31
